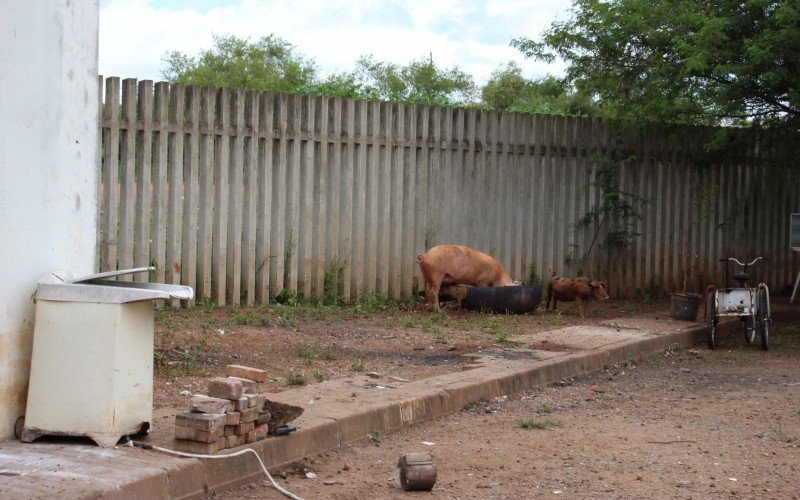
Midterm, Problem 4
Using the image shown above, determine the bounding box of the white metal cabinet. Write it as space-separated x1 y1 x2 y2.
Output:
21 268 193 447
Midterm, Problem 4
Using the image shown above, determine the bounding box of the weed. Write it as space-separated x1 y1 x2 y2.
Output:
154 304 175 322
517 417 563 430
421 322 441 335
320 348 337 361
403 317 416 328
312 371 329 383
351 359 365 372
433 331 446 343
473 314 523 344
351 293 394 314
537 405 555 414
430 310 449 325
370 430 382 443
549 310 565 326
275 312 298 329
527 261 540 285
496 330 523 348
285 372 307 386
194 298 216 313
234 310 269 326
321 260 346 306
670 384 685 392
298 345 317 363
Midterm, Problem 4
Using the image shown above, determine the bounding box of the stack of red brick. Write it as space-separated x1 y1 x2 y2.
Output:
174 365 272 453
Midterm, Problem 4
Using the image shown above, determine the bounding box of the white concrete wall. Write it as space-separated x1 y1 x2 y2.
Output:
0 1 99 441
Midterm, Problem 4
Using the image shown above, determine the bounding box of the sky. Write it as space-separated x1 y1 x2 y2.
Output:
98 0 572 86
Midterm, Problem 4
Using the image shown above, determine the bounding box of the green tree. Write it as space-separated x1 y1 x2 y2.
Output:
161 34 319 92
481 63 531 110
511 0 800 130
354 54 476 105
482 63 598 115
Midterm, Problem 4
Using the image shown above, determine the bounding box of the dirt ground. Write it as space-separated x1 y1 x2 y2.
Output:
214 319 800 499
152 296 668 410
153 295 800 498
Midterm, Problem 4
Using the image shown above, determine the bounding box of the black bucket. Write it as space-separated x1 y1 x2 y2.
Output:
670 292 702 321
462 284 542 314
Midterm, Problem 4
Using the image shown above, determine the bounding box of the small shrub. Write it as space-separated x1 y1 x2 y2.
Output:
351 359 365 372
370 430 382 443
275 288 299 305
320 348 337 361
312 371 329 382
285 372 307 386
537 405 555 414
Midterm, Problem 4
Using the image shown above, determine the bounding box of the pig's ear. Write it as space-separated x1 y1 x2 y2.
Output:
599 281 607 290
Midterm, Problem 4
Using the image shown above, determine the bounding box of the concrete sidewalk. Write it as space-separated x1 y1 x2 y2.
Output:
0 314 756 499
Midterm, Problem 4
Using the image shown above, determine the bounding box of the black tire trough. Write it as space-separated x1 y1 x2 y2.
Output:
461 284 542 314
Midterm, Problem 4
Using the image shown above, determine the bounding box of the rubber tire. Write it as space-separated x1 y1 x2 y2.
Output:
758 289 770 350
706 293 717 350
743 316 756 344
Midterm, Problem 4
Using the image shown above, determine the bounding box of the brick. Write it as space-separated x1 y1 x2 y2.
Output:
227 376 257 394
247 394 266 409
256 410 272 426
234 396 249 412
225 411 241 426
175 411 227 432
207 377 243 400
190 396 231 415
253 424 269 441
255 382 271 393
233 422 254 435
226 364 269 383
174 426 223 443
245 431 257 443
224 425 235 437
173 437 226 454
240 407 260 423
225 434 241 449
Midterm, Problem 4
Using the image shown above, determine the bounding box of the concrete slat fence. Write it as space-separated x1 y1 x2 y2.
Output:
97 77 800 305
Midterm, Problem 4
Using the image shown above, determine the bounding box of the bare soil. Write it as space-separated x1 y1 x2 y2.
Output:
152 297 667 410
214 319 800 499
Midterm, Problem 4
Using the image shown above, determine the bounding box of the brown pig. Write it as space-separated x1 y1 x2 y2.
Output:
546 274 609 318
417 245 518 312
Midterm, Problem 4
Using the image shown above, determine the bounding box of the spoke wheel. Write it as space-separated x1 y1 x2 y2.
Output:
758 288 770 351
706 293 717 350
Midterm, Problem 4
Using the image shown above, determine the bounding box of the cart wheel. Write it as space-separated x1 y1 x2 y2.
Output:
742 316 756 344
706 293 717 350
758 288 770 350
